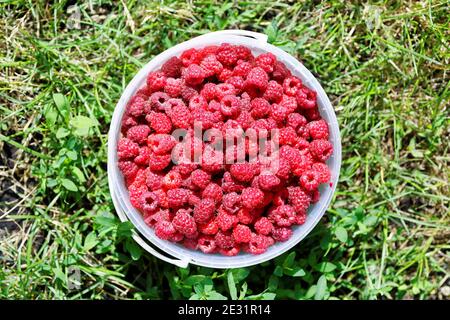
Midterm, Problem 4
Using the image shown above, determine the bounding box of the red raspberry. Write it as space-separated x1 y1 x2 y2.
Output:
144 209 171 227
277 127 297 146
173 162 198 176
235 111 254 130
296 86 317 109
162 170 182 190
180 84 198 102
225 76 244 93
155 220 176 240
236 208 254 225
233 61 253 77
147 112 172 134
303 106 321 121
126 125 150 144
229 163 258 183
167 99 192 129
310 189 320 203
147 134 176 155
190 169 211 190
140 191 159 214
202 182 223 202
272 158 291 180
182 64 205 86
287 113 307 130
235 45 252 60
272 61 291 83
269 205 296 227
200 54 223 77
193 198 215 223
134 147 151 165
207 100 221 112
263 80 283 103
200 83 217 101
255 52 276 73
164 77 182 97
183 238 198 250
220 246 240 256
135 85 152 99
232 224 252 243
172 209 197 237
222 119 243 140
148 153 171 171
312 162 331 184
280 95 298 113
310 139 333 162
250 98 270 119
128 183 147 209
153 189 169 208
307 119 329 140
215 83 236 100
198 45 219 58
300 170 321 191
118 160 139 180
167 188 190 207
216 43 238 66
180 48 200 66
198 235 217 253
217 68 233 82
295 138 310 151
222 171 245 193
121 113 138 134
241 187 264 210
147 71 167 92
290 151 313 177
117 138 139 159
201 147 224 173
244 67 269 96
161 56 183 78
189 94 208 110
146 171 162 191
244 233 271 254
254 217 273 235
198 219 219 235
188 193 201 206
270 103 288 122
240 92 251 111
295 212 307 225
169 232 184 243
283 76 302 96
257 174 281 191
127 95 146 117
287 186 311 214
148 92 170 112
222 192 241 213
272 226 293 242
215 230 235 249
216 210 239 231
220 95 241 117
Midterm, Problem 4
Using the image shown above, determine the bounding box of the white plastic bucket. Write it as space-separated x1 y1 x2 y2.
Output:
107 30 342 268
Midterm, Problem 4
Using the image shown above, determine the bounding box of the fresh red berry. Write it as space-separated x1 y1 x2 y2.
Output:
126 125 150 144
263 80 283 103
164 77 183 97
283 76 302 96
269 205 296 227
117 138 139 160
147 134 176 155
148 153 171 171
216 210 239 231
299 170 321 191
180 48 200 66
272 61 291 83
148 92 170 112
257 174 281 191
312 162 331 184
215 230 235 249
287 186 311 214
310 139 333 162
202 182 223 202
216 43 238 66
172 209 197 237
198 219 219 235
244 67 269 96
127 95 146 117
140 191 159 214
255 52 276 73
254 217 273 235
229 163 258 183
146 171 163 191
167 188 190 207
296 86 317 109
200 54 223 77
241 187 265 210
250 98 270 119
307 119 329 140
193 198 216 224
147 111 172 134
200 83 217 101
190 169 211 190
134 147 151 165
162 170 182 190
161 56 183 78
155 220 176 240
147 71 167 92
198 235 217 253
232 224 252 243
272 226 293 242
182 64 205 86
118 160 139 180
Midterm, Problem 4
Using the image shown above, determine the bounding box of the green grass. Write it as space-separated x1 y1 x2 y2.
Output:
0 0 449 300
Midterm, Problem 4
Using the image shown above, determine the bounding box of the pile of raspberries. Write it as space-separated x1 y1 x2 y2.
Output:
117 43 333 256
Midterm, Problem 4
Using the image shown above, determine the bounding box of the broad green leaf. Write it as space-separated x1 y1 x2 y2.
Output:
207 291 228 300
72 166 86 182
317 262 337 273
56 127 70 139
61 178 78 191
314 275 327 300
125 239 142 260
335 226 348 243
227 271 237 300
70 115 97 136
84 231 98 251
66 150 77 160
283 252 296 268
273 265 283 276
231 268 250 282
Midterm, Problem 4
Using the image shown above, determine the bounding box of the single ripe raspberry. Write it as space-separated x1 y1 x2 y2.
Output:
235 208 253 224
241 187 265 210
200 54 223 77
257 174 281 191
303 106 321 121
198 45 219 59
296 86 317 109
161 56 183 78
180 48 200 66
134 147 151 165
193 198 216 224
216 210 239 231
307 119 329 140
215 231 235 249
272 226 293 242
283 76 302 96
216 43 238 66
190 169 211 190
183 238 198 250
244 67 269 96
309 139 333 162
121 113 138 134
272 61 291 83
118 160 139 180
182 64 205 86
139 191 159 214
235 45 252 60
232 224 252 243
153 189 169 208
148 92 170 111
222 192 241 213
169 232 184 243
180 84 198 102
220 95 241 117
188 193 201 206
233 61 253 77
235 110 255 130
202 182 223 202
290 151 313 177
300 170 321 191
146 171 162 191
217 68 233 82
225 76 244 93
127 95 146 117
172 209 197 237
167 99 192 129
287 113 307 130
147 71 167 92
312 162 331 184
155 220 177 240
277 127 298 146
198 235 217 253
162 170 182 190
250 98 270 119
280 95 298 113
273 158 291 180
188 94 208 111
201 147 224 173
200 83 217 101
215 83 236 100
167 188 190 207
263 80 283 103
244 233 271 254
164 77 183 97
198 219 219 235
117 138 139 159
222 171 245 193
295 212 307 225
295 138 310 151
255 52 276 73
254 217 273 236
229 163 258 183
270 103 288 122
144 209 171 227
126 125 150 144
148 153 171 171
147 134 176 155
128 183 147 209
269 205 296 227
147 112 172 134
310 189 320 203
220 245 240 256
135 85 152 99
287 186 311 214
